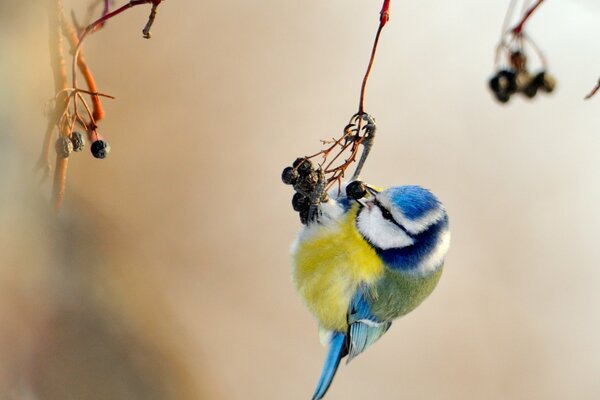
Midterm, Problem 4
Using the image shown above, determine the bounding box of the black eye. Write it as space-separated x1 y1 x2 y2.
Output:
374 201 395 222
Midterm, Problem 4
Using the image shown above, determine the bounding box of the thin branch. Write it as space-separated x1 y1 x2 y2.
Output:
511 0 545 35
585 78 600 100
47 0 70 212
61 17 105 121
358 0 390 115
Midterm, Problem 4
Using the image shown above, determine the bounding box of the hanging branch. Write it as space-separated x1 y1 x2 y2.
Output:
511 0 545 35
305 0 391 189
41 0 166 213
283 1 391 223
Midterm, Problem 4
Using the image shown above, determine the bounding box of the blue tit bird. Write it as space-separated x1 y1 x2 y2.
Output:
291 183 450 399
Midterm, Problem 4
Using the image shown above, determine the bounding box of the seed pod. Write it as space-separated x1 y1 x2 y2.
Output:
55 136 74 158
346 181 367 200
70 131 85 152
282 166 299 185
292 192 310 212
91 140 110 159
293 158 313 176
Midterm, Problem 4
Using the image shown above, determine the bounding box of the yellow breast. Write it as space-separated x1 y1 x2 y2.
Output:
291 205 384 332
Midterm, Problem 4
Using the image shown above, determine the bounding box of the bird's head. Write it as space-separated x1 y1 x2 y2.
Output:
355 185 448 251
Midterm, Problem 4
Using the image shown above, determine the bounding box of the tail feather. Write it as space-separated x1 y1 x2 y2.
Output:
311 332 346 400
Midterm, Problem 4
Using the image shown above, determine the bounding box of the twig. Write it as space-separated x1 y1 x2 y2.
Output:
61 17 105 121
511 0 545 35
585 78 600 100
358 0 390 115
47 0 70 212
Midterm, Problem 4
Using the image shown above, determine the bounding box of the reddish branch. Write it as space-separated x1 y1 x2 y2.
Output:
61 18 105 121
84 0 162 37
585 79 600 100
359 0 390 115
305 0 391 191
511 0 545 35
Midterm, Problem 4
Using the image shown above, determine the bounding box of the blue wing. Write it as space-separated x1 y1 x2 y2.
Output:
346 286 391 362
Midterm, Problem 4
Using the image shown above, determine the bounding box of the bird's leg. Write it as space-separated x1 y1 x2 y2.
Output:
351 113 376 181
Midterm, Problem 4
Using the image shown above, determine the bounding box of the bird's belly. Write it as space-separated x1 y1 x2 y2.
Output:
291 214 384 332
369 266 444 322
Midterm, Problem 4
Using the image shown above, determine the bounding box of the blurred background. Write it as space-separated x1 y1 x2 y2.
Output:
1 0 600 399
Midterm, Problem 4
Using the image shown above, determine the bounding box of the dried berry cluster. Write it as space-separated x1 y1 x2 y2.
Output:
489 50 555 103
54 132 110 160
281 158 329 225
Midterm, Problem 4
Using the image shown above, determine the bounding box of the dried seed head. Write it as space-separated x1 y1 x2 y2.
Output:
70 131 85 152
55 136 74 158
91 140 110 159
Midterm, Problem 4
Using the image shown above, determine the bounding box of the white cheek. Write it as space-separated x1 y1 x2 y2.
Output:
357 207 414 250
414 227 450 275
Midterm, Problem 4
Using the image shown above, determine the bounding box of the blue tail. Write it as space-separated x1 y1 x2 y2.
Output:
312 332 346 400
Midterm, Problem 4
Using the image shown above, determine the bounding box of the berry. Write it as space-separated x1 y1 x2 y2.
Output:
510 51 527 71
293 158 313 176
494 90 511 103
292 193 310 212
55 136 73 158
70 131 85 152
489 74 501 93
299 209 310 225
346 181 367 200
523 79 538 98
282 166 299 185
91 140 110 159
534 71 556 93
496 70 518 94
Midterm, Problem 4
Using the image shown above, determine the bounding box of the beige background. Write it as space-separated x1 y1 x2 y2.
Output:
1 0 600 399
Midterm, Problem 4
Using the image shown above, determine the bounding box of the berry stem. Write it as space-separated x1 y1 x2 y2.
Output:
61 17 105 121
511 0 545 35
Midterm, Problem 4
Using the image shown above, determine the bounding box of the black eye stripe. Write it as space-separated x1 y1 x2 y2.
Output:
373 200 414 238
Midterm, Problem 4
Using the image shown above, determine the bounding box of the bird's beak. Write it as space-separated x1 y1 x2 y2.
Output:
366 185 379 196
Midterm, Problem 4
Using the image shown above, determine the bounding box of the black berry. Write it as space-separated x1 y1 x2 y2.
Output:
282 166 299 185
293 158 313 176
299 209 310 225
346 181 368 200
292 193 310 212
494 90 511 103
497 70 518 94
523 80 538 98
534 71 556 93
91 140 110 159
